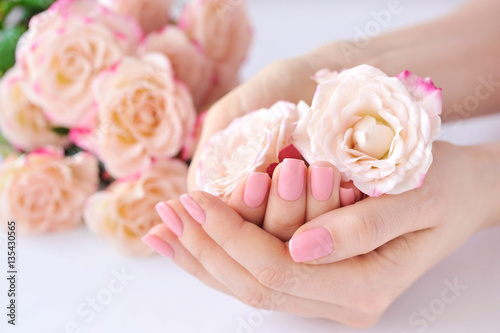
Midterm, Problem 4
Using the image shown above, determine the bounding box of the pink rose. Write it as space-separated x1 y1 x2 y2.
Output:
98 0 172 34
84 159 188 256
0 66 69 151
16 0 142 127
139 26 213 109
196 101 304 201
179 0 252 106
294 65 442 197
0 147 99 234
78 53 196 179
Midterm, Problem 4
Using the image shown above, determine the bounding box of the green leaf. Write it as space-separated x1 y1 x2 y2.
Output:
0 25 26 73
52 126 70 136
19 0 54 10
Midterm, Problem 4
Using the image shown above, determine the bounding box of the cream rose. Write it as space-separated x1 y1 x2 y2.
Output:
0 66 69 151
84 159 187 256
98 0 171 34
15 0 142 127
139 25 213 109
197 101 304 201
179 0 252 106
0 147 99 234
86 53 196 179
294 65 442 197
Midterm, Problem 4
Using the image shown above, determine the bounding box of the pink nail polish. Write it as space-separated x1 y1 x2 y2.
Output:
156 202 183 237
340 187 356 207
244 172 269 208
142 234 175 259
289 228 333 262
278 159 305 201
180 194 206 225
311 166 334 201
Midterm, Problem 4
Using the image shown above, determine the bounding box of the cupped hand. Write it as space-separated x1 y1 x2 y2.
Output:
145 141 499 327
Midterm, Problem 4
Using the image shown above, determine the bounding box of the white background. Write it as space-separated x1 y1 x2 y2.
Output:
2 0 500 332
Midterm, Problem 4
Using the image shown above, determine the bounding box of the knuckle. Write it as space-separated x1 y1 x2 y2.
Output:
255 266 288 290
355 211 384 250
238 287 271 310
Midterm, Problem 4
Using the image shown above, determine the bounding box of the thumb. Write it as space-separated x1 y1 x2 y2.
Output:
288 193 428 264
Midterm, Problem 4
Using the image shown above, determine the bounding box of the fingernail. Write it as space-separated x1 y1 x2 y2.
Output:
156 202 183 237
311 166 334 201
340 187 356 207
244 172 269 208
278 159 305 201
289 227 333 262
180 194 206 225
142 234 175 259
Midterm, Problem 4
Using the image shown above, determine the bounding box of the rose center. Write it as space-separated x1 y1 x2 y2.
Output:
351 116 394 159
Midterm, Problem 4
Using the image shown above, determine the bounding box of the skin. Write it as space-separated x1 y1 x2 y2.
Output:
146 0 500 327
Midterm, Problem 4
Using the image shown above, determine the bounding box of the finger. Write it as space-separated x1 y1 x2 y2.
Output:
188 59 320 191
144 224 233 296
263 159 307 241
164 194 373 321
289 191 433 264
181 191 376 309
306 162 342 221
339 182 364 207
227 172 270 226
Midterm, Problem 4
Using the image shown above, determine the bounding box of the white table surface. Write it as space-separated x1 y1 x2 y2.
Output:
2 1 500 332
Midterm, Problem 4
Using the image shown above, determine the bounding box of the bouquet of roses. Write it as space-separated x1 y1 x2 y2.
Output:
0 0 252 255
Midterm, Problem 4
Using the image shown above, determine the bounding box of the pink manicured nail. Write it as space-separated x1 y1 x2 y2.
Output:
180 194 206 225
289 228 333 262
340 187 356 207
142 234 175 259
278 159 305 201
156 202 183 237
311 166 334 201
244 172 269 208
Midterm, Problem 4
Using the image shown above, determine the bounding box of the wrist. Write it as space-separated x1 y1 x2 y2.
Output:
466 142 500 230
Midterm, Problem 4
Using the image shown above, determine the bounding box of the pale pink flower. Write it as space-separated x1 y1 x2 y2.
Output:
0 66 69 151
294 65 442 197
15 0 142 127
0 147 99 233
98 0 172 34
196 101 304 201
79 53 196 179
139 25 213 109
84 159 187 256
179 0 252 106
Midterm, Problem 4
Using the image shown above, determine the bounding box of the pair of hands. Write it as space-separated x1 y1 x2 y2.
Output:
144 54 498 327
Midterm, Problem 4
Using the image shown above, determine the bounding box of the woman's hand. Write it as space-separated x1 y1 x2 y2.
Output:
145 141 500 327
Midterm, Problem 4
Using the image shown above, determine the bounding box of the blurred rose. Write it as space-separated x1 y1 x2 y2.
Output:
16 0 142 127
98 0 171 34
139 25 213 109
180 0 251 65
294 65 442 197
0 147 99 234
84 159 187 256
180 0 252 105
197 101 303 201
84 53 196 179
0 66 69 152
